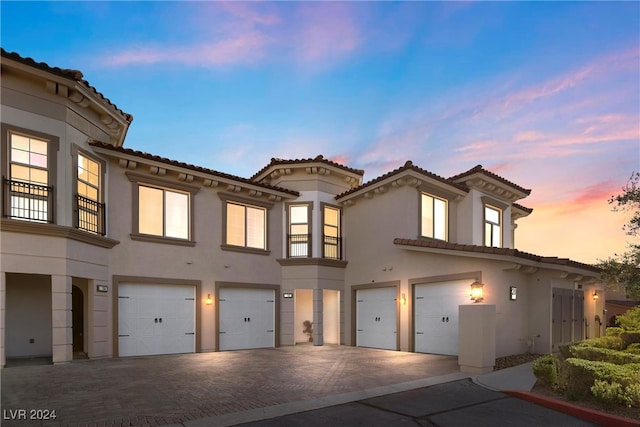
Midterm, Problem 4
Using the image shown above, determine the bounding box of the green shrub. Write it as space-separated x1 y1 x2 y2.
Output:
626 343 640 354
532 354 560 390
591 379 640 408
573 336 625 351
562 359 640 400
591 379 631 406
606 327 623 337
616 307 640 331
621 331 640 348
569 346 640 364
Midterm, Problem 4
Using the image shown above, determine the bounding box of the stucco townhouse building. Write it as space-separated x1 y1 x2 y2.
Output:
1 49 604 370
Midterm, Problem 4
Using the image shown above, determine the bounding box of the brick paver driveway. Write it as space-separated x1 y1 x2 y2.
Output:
1 345 459 426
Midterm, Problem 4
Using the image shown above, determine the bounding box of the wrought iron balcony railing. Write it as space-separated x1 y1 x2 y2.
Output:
288 233 311 257
323 235 342 260
75 194 106 236
3 177 54 223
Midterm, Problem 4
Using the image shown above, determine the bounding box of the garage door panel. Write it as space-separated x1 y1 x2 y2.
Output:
356 287 397 351
414 280 470 356
118 283 195 357
219 288 275 351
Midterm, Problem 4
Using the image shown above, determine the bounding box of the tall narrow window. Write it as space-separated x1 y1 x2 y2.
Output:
138 185 189 239
288 204 310 257
77 153 104 234
421 193 447 241
7 132 51 222
484 205 502 247
323 205 341 259
226 202 266 250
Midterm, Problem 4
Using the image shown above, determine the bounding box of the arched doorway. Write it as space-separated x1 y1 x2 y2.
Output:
72 285 85 357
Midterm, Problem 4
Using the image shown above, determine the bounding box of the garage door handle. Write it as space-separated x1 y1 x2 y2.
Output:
219 331 226 334
267 330 274 332
185 332 195 335
118 334 130 337
155 318 158 323
416 332 424 335
357 329 364 331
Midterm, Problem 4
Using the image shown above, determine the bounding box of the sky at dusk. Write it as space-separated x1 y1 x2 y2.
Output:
1 1 638 264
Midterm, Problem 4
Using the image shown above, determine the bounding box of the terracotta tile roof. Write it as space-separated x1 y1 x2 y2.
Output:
1 48 133 123
449 165 531 195
513 202 533 214
394 237 601 273
89 141 300 196
336 160 468 199
607 300 640 307
251 155 365 181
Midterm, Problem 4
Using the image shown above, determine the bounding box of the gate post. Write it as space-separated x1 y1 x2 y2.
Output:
458 304 496 374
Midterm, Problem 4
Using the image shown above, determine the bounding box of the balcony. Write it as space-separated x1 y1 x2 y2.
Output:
323 235 342 260
75 194 106 236
2 178 54 223
288 233 311 257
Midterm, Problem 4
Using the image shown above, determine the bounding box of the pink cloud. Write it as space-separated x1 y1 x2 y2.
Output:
293 3 362 63
215 2 280 26
105 31 272 67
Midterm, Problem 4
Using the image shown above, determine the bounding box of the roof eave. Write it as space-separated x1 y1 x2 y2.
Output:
91 143 299 199
394 239 601 280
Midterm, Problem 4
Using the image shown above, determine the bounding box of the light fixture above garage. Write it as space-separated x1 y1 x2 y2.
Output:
592 291 599 301
470 282 484 303
205 293 213 305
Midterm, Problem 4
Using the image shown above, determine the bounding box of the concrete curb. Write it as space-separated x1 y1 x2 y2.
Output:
506 390 640 427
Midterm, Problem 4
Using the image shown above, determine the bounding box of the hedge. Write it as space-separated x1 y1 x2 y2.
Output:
563 358 640 400
569 346 640 365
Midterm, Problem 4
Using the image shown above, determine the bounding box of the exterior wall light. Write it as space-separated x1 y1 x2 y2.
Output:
401 293 407 305
593 291 599 301
205 293 213 305
470 282 484 303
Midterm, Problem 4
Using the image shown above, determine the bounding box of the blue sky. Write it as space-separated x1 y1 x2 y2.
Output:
2 1 638 263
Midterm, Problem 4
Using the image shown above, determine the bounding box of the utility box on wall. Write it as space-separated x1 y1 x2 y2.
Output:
458 304 496 374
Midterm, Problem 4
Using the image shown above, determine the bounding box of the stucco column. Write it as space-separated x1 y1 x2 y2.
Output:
0 272 6 368
459 304 496 374
91 280 111 358
51 275 72 363
313 289 323 346
280 288 295 346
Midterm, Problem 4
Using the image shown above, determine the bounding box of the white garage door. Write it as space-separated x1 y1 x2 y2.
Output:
219 288 275 351
118 283 195 357
356 287 397 350
414 280 470 356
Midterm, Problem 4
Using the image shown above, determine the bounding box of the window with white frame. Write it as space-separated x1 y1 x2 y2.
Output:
226 201 266 250
288 203 311 257
484 205 502 247
138 184 190 239
323 205 341 259
421 192 447 240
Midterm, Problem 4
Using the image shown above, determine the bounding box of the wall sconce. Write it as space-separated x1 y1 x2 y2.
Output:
470 281 484 303
205 293 213 305
401 293 407 305
592 291 599 301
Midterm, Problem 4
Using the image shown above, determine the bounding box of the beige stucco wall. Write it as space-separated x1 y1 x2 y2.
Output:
103 156 287 353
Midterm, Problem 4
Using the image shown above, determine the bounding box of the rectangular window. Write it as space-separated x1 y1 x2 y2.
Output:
6 131 51 222
323 205 341 259
484 205 502 247
226 202 266 250
288 204 310 257
421 193 447 240
76 153 105 235
138 185 190 239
